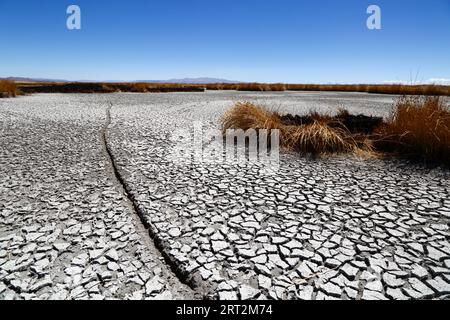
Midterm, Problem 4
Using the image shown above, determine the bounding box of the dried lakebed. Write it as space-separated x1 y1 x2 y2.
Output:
1 91 450 300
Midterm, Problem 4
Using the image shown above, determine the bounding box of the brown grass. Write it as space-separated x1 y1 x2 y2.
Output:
221 98 450 165
11 81 450 96
220 102 283 131
0 80 18 97
375 96 450 165
233 83 286 91
282 122 360 154
203 83 450 96
17 82 205 94
220 102 373 156
284 84 450 96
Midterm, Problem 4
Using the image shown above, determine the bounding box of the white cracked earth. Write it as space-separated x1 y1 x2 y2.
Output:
0 91 449 300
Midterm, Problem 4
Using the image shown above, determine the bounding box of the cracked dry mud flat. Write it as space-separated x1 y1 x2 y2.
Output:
1 91 450 300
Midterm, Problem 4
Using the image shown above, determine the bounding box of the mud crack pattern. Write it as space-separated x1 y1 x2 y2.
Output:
1 92 450 300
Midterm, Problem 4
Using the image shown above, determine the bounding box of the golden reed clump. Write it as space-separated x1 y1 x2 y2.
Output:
0 80 18 97
375 96 450 165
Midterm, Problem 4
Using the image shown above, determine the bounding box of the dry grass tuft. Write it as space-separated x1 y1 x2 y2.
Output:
0 80 18 98
282 122 358 154
220 102 283 132
375 96 450 165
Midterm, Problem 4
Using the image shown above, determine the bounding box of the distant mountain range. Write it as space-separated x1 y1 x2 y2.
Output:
1 77 240 84
1 77 68 83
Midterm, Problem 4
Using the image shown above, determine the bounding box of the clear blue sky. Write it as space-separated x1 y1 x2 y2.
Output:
1 0 449 83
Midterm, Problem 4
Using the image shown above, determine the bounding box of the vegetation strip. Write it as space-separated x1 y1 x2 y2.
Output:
221 97 450 166
1 80 450 97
